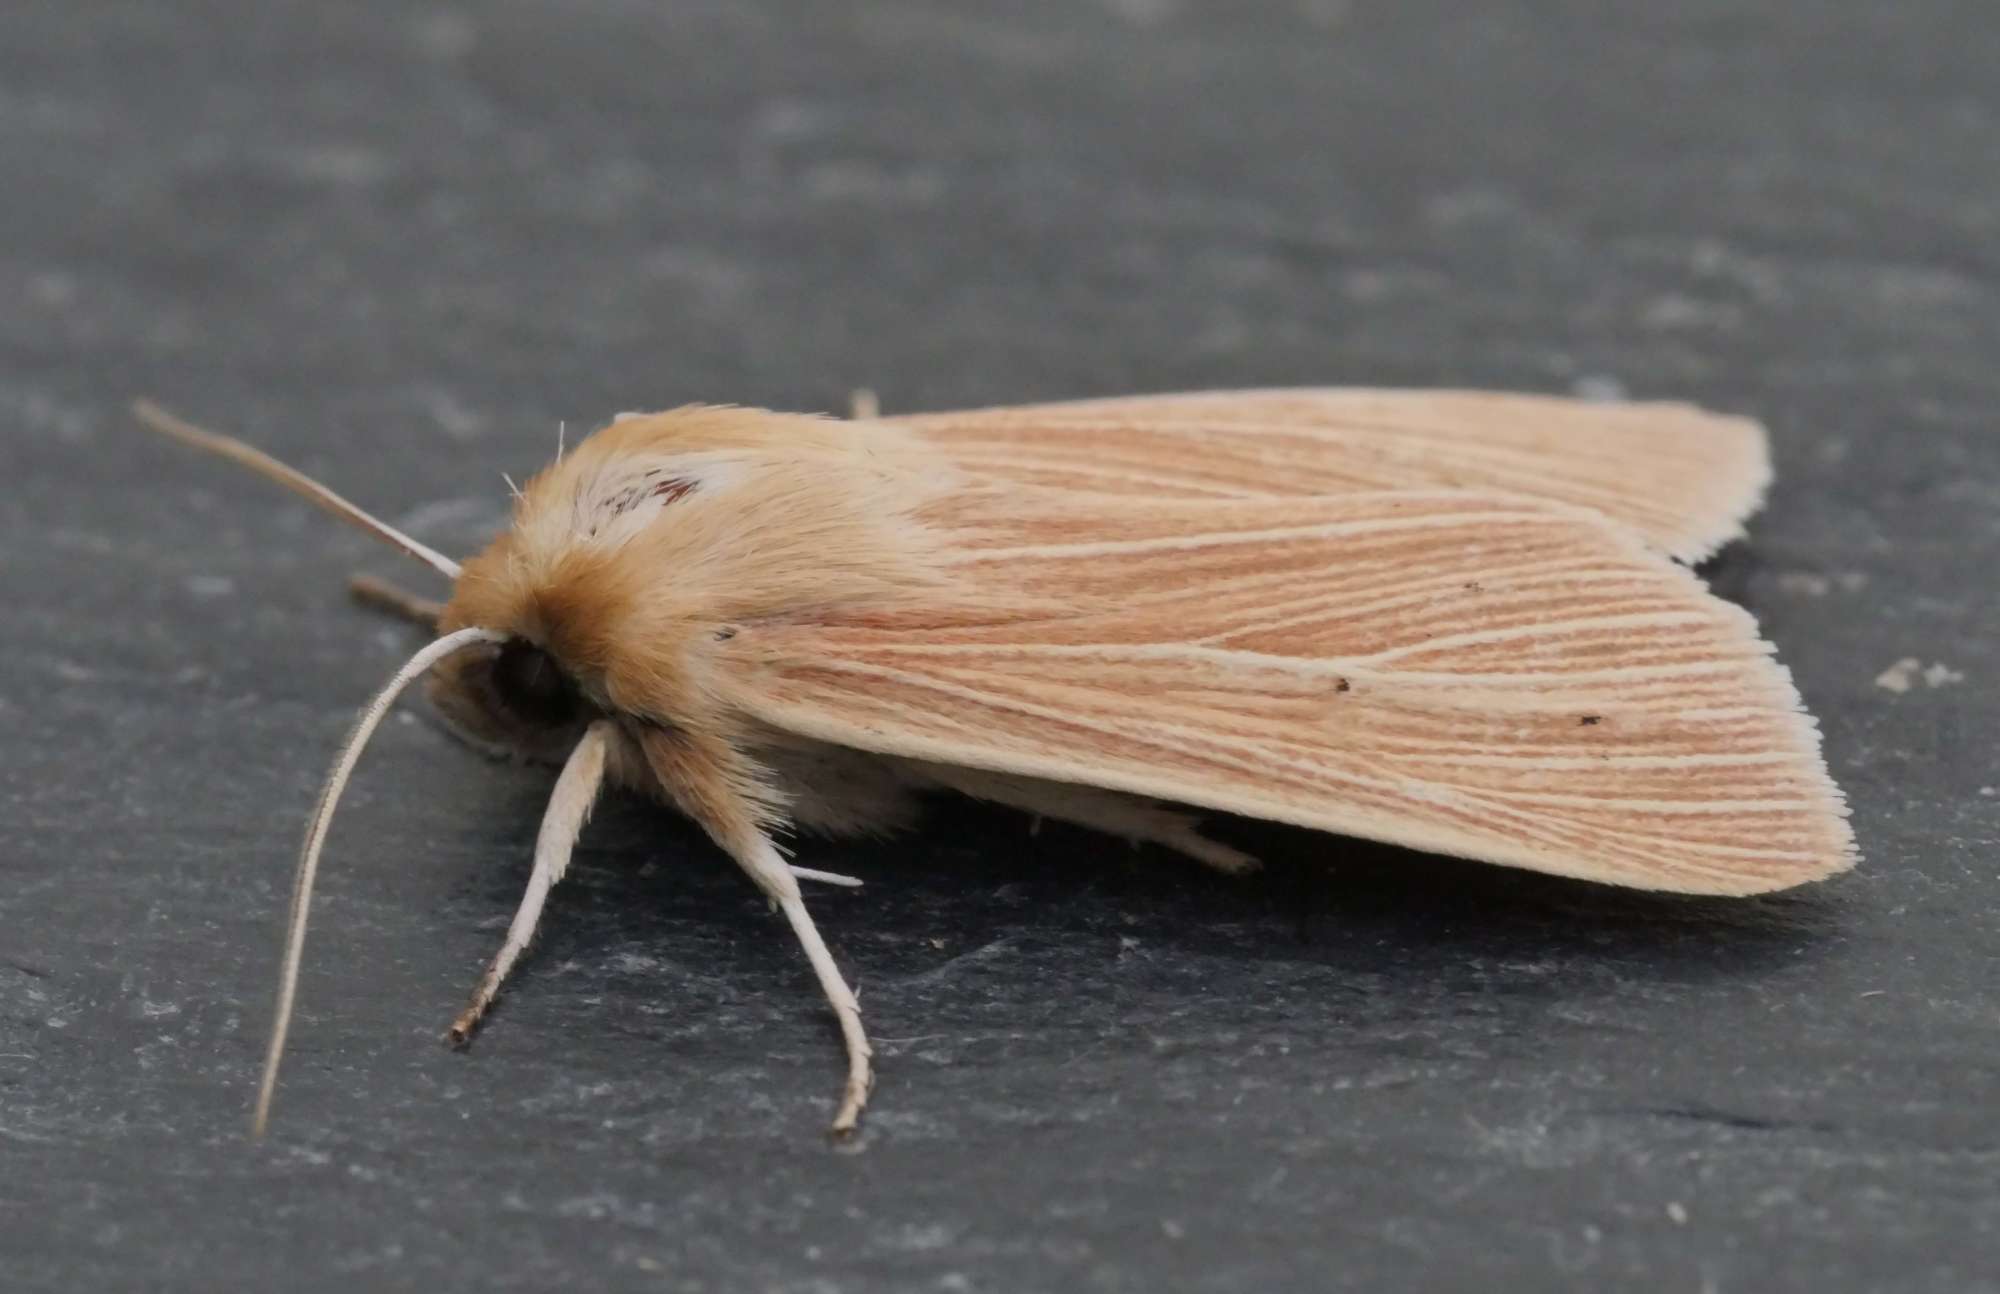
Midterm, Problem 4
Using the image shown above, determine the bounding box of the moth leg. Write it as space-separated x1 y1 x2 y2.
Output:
639 726 873 1134
348 572 447 630
450 721 612 1044
919 766 1261 875
847 388 880 420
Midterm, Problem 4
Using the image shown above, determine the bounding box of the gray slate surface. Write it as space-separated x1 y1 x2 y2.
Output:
4 2 1997 1290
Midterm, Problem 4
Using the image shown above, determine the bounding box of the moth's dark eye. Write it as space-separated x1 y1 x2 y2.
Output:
491 639 582 726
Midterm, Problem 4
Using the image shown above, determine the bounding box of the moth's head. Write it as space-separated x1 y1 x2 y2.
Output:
423 631 597 762
418 411 730 757
425 456 673 760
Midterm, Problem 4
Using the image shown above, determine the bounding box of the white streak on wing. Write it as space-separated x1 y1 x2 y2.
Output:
1191 566 1646 646
943 510 1554 563
833 638 1757 688
1347 611 1716 665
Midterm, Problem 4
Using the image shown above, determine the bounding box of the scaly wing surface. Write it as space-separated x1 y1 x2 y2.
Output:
888 389 1770 563
723 489 1851 894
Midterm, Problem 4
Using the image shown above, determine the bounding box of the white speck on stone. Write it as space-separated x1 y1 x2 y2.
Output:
1667 1201 1689 1225
887 1223 954 1252
415 386 487 441
801 161 946 206
1161 1218 1187 1239
1875 658 1920 693
1779 571 1865 595
1876 658 1964 693
9 388 93 442
1571 374 1628 402
1641 292 1738 331
1978 786 1995 797
184 574 235 599
54 659 96 682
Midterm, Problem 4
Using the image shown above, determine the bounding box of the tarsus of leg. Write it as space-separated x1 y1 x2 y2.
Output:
739 837 873 1135
449 720 613 1045
781 893 873 1134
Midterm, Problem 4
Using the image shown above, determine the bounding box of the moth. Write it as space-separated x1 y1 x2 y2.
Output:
136 388 1854 1137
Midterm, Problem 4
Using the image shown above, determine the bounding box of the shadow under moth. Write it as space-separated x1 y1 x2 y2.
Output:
135 388 1855 1137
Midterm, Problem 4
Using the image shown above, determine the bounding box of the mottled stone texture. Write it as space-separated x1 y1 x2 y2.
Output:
3 2 1995 1290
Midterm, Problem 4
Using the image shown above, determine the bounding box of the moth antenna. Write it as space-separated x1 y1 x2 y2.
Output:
132 400 462 580
253 625 506 1138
